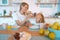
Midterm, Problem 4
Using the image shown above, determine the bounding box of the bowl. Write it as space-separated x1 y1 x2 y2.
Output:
48 28 60 38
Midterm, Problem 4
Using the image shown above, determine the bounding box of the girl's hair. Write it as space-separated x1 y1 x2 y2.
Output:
34 13 36 17
36 13 45 23
19 2 29 11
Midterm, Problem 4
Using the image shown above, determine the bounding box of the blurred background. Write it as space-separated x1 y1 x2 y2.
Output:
0 0 60 25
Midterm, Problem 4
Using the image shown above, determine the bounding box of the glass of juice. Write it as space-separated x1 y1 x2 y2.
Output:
6 25 12 30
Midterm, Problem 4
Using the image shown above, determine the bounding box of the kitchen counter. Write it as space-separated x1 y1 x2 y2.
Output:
0 26 40 36
0 26 50 40
0 30 17 34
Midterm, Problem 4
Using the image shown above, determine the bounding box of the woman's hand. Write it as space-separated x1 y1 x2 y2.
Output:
26 11 34 18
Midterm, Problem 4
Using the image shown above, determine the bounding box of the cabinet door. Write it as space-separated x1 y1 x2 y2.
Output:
0 0 9 5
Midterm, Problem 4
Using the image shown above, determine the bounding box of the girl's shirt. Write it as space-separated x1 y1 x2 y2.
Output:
28 18 40 29
28 18 44 29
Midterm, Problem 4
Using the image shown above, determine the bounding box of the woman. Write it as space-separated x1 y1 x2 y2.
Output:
13 2 32 27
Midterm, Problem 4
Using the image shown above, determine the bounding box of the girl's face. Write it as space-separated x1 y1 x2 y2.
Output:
36 14 42 19
36 14 42 23
21 5 28 13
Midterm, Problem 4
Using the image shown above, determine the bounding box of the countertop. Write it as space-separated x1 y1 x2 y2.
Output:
0 26 50 40
0 26 40 36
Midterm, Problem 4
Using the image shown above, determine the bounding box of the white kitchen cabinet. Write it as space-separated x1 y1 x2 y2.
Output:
0 0 12 6
0 0 9 5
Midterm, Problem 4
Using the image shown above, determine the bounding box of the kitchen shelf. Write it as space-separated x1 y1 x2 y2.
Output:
0 16 12 18
45 17 60 19
35 3 60 4
12 2 21 4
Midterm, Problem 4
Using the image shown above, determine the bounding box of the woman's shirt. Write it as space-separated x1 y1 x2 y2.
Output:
12 12 27 27
12 12 26 22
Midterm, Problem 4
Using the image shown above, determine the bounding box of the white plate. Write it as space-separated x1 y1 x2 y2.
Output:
29 25 40 29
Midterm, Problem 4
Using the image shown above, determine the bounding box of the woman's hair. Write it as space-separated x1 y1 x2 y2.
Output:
19 2 29 11
36 13 45 23
34 13 36 17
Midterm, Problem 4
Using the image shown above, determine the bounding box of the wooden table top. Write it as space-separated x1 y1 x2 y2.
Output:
0 26 40 36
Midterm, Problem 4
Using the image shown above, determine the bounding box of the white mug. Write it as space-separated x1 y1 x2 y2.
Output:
2 23 8 29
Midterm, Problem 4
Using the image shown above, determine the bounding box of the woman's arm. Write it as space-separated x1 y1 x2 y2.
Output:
16 17 28 26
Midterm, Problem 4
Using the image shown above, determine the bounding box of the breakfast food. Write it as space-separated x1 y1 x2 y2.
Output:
39 29 45 35
14 32 31 40
48 32 55 40
50 22 60 30
14 33 20 40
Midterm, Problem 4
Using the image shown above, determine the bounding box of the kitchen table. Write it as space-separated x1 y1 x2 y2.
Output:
0 26 50 40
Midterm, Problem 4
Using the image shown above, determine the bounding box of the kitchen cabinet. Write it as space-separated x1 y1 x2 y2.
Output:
35 0 58 7
0 0 9 5
0 11 12 18
12 0 21 6
36 0 58 4
0 0 12 6
0 16 12 18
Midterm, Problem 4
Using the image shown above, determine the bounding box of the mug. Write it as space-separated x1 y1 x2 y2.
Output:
2 23 8 29
6 25 12 30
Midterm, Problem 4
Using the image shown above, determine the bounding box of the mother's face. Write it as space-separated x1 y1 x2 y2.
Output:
21 5 28 13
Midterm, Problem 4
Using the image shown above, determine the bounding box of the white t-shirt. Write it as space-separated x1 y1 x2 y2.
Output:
29 18 44 29
12 12 26 22
29 18 40 29
29 18 36 25
12 12 26 27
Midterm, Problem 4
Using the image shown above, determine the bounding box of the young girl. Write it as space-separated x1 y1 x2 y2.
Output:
36 13 45 29
28 13 40 30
